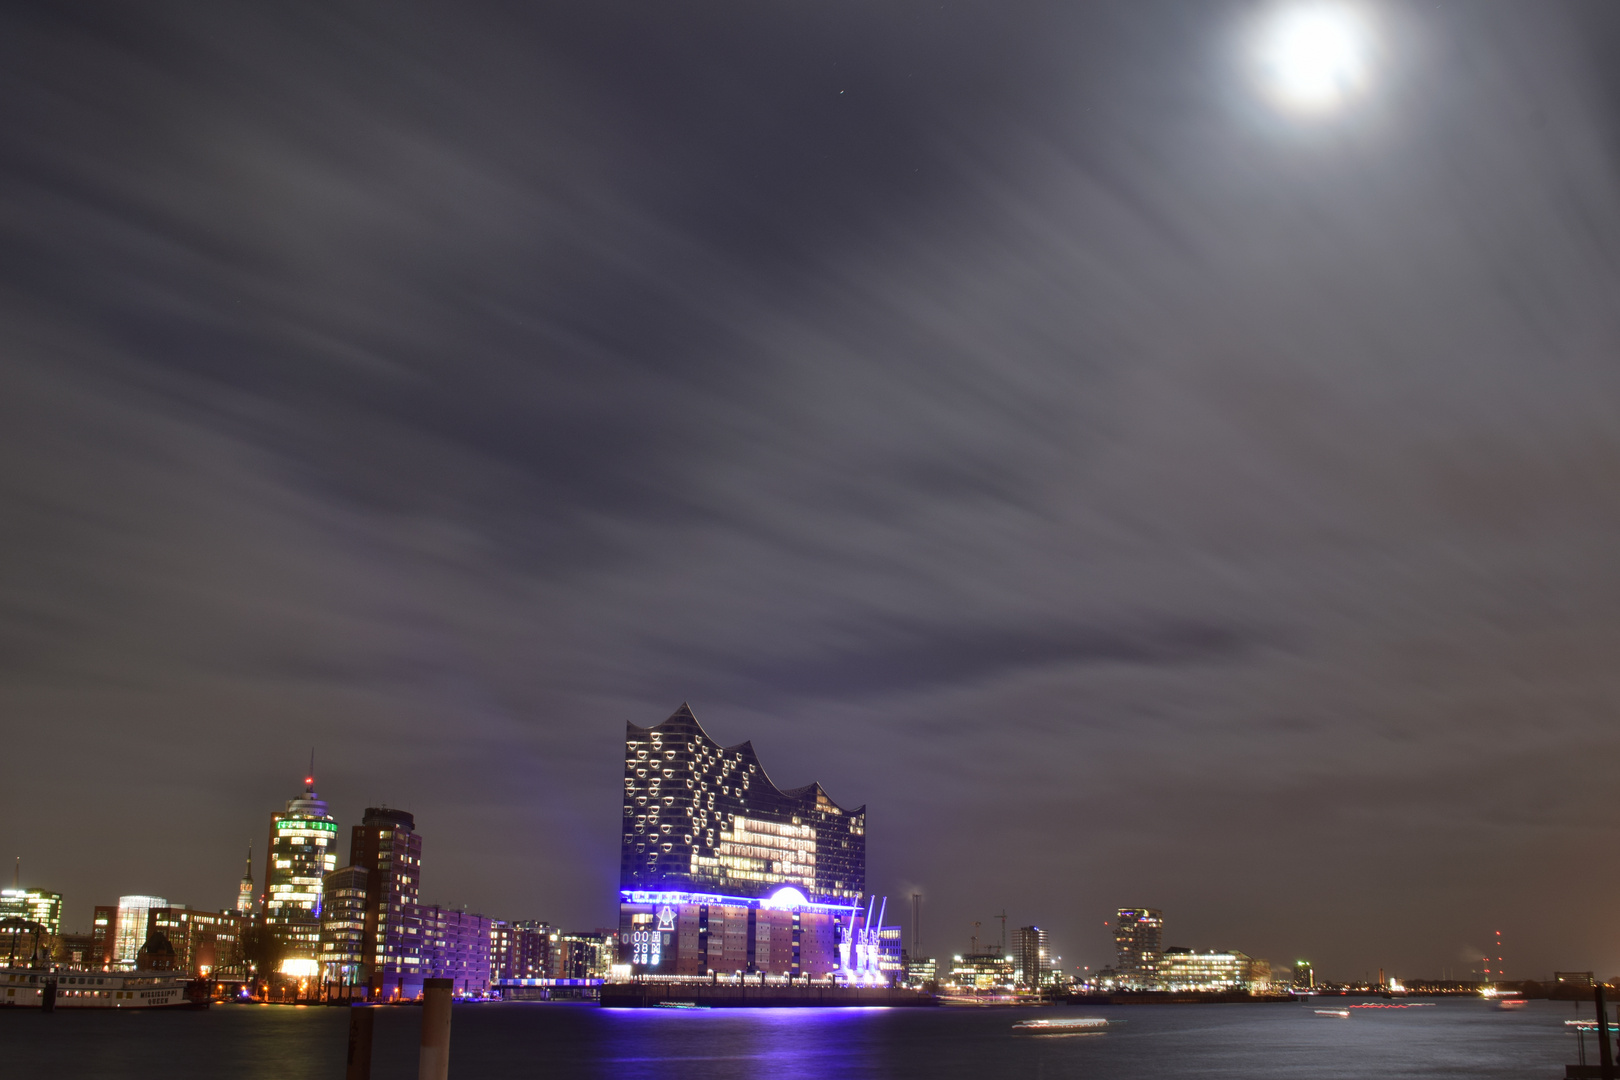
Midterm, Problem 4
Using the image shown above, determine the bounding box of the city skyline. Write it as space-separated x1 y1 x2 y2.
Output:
2 734 1570 985
5 0 1620 987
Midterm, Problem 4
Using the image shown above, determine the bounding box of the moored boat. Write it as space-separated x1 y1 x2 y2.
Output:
2 966 210 1010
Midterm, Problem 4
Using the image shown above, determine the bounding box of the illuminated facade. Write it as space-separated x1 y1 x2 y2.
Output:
947 951 1016 990
1114 907 1163 989
421 906 492 995
1018 926 1050 988
349 806 424 999
90 905 117 967
490 920 557 982
263 775 338 972
617 703 871 981
1159 948 1271 992
147 907 247 977
235 845 256 915
114 895 168 968
319 865 370 986
0 888 62 937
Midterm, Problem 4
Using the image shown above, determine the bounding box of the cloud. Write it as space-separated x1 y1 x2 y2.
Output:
3 0 1620 978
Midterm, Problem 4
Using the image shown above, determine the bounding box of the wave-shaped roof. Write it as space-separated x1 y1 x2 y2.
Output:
629 702 865 816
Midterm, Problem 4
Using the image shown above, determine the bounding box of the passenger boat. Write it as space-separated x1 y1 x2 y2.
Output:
1 966 210 1009
1013 1017 1111 1034
1314 1008 1351 1018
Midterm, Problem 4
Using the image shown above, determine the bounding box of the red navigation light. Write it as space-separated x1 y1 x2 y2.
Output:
305 776 313 785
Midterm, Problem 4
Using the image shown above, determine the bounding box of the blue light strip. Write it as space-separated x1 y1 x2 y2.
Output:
620 888 857 914
493 978 603 987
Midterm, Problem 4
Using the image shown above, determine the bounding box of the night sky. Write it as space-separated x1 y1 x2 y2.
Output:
5 1 1620 982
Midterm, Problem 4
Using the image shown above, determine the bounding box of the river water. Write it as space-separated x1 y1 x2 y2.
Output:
0 997 1592 1078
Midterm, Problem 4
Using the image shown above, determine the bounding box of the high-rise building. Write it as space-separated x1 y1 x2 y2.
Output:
348 806 424 999
263 774 339 977
618 704 870 981
236 844 256 916
1018 926 1049 989
1114 907 1164 990
114 895 168 968
0 888 63 937
319 865 370 987
1292 960 1315 989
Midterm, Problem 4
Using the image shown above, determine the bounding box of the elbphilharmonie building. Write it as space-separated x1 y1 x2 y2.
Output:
617 703 870 979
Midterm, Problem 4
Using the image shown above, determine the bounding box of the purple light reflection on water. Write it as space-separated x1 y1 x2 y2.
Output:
0 997 1581 1080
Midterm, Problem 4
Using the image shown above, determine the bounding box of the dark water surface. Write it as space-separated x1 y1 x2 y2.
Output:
0 999 1588 1078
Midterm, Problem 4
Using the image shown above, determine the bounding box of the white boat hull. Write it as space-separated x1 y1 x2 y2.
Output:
2 967 208 1010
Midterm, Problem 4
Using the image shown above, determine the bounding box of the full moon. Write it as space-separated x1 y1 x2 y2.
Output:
1255 3 1372 114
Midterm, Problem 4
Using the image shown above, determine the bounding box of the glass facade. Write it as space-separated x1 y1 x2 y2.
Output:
620 703 865 904
0 888 63 937
1159 948 1271 991
617 703 871 981
114 895 168 968
319 865 370 986
263 777 338 967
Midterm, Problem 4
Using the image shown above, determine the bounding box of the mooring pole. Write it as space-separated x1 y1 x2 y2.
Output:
419 978 453 1080
1596 983 1615 1080
345 1004 374 1080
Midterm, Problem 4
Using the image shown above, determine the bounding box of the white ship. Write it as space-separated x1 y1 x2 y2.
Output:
1 966 210 1010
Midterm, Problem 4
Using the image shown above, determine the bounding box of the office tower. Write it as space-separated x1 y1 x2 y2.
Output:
1018 925 1049 989
1159 948 1271 992
263 774 339 976
1293 960 1315 989
348 806 423 999
618 703 869 980
235 844 256 915
114 895 168 968
1114 907 1164 989
319 865 370 988
0 887 63 937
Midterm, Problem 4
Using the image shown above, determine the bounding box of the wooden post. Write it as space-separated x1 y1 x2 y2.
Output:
1597 983 1615 1080
419 978 454 1080
345 1005 374 1080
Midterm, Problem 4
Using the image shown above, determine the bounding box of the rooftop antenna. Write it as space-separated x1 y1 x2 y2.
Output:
971 920 980 954
307 747 315 788
911 894 922 955
13 856 18 890
997 910 1007 955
